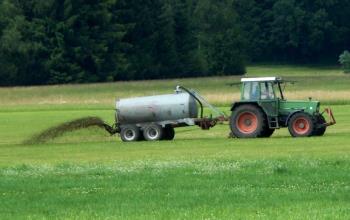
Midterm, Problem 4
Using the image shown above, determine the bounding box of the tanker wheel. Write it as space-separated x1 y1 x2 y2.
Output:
230 104 267 138
138 130 146 141
120 125 140 142
162 126 175 140
288 112 314 137
143 124 164 141
313 115 326 136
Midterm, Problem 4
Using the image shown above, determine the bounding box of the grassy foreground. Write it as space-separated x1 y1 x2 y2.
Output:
0 65 350 219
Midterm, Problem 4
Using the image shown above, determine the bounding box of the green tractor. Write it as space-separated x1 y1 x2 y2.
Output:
230 77 336 138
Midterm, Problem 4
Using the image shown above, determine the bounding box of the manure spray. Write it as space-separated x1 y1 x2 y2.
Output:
24 117 116 144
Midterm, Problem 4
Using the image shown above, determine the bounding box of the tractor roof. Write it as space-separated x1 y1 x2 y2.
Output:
241 77 282 82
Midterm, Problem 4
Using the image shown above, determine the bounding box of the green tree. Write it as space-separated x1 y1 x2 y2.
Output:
156 2 178 77
0 0 129 85
234 0 350 63
194 0 246 75
339 50 350 73
0 0 51 85
49 0 128 83
118 0 163 79
172 0 203 77
269 0 306 61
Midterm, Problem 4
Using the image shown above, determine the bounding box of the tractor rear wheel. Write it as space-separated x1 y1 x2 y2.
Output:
313 115 327 136
120 125 141 142
230 104 267 138
162 126 175 140
143 124 164 141
262 128 275 137
288 112 314 137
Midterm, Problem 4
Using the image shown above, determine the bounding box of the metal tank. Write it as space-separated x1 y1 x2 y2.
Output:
116 92 198 125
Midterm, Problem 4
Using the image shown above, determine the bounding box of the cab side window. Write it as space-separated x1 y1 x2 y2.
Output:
243 82 260 100
251 82 259 100
243 82 251 100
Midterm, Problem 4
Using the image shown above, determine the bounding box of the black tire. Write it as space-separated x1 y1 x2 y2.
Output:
143 124 164 141
120 125 140 142
261 128 275 137
230 104 267 138
138 132 146 141
313 115 327 136
162 126 175 140
288 112 314 137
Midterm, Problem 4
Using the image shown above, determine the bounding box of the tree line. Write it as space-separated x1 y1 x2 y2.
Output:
0 0 349 86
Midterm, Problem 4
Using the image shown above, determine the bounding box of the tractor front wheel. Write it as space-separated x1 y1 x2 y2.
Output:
230 104 267 138
288 112 314 137
313 115 327 136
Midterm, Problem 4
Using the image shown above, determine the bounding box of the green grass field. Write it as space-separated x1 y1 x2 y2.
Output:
1 65 349 219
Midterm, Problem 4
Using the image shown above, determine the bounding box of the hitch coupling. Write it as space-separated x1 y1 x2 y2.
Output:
322 107 336 126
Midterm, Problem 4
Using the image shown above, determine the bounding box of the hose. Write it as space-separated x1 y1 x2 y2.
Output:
177 86 204 118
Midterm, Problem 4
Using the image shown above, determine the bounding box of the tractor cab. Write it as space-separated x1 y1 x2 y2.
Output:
239 77 284 129
240 77 284 101
229 77 336 138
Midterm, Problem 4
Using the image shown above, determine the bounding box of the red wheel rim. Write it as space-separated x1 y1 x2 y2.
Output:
236 112 258 134
292 117 310 135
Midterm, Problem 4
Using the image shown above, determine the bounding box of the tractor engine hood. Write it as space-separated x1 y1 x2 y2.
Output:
279 100 320 115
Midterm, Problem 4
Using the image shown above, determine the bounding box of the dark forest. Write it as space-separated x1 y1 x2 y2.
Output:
0 0 349 85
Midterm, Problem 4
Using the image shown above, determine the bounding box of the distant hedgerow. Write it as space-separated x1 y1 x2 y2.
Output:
339 50 350 73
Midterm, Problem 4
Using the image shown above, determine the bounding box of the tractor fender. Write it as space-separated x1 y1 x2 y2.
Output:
231 102 265 113
284 110 305 126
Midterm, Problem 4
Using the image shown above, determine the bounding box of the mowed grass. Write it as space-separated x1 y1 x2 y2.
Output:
0 65 350 219
1 65 350 108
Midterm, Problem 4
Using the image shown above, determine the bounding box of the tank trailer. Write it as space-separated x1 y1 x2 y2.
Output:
105 77 335 141
105 86 227 141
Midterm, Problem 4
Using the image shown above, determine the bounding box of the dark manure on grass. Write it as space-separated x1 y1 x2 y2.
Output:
24 117 115 144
